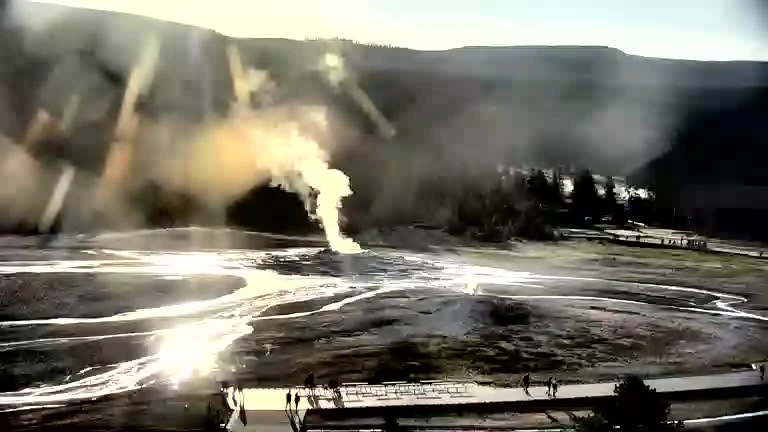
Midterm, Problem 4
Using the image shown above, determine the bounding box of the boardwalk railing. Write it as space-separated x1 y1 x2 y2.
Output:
242 370 766 417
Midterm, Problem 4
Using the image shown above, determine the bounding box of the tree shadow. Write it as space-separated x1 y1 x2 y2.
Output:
332 391 345 408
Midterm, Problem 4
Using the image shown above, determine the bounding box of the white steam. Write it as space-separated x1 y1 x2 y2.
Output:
152 106 361 253
258 121 361 253
2 2 364 251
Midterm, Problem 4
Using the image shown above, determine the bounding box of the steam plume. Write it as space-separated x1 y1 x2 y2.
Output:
153 106 361 253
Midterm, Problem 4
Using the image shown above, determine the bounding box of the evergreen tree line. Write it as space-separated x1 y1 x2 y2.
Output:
449 169 656 242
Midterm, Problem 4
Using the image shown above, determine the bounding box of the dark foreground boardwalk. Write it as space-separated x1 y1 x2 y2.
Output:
226 369 767 431
241 370 765 412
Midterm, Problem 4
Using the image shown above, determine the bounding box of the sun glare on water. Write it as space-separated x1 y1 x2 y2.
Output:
154 319 253 386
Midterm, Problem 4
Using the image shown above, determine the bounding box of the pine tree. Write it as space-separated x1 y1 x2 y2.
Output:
604 176 617 221
527 170 551 205
576 376 679 432
551 169 564 205
570 169 599 224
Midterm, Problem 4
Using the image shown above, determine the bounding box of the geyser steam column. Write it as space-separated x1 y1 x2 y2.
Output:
271 128 362 254
223 44 362 253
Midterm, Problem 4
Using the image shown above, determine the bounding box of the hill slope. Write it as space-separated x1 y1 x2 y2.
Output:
1 3 767 232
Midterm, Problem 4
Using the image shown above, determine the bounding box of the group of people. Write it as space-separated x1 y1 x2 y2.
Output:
284 389 307 432
284 373 316 432
520 363 766 402
521 373 559 398
285 389 302 411
284 372 345 426
284 372 317 411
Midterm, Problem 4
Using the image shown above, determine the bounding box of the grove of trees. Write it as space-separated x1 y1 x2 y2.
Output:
449 168 655 242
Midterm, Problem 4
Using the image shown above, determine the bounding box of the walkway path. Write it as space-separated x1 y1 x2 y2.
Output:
226 370 765 431
238 370 765 413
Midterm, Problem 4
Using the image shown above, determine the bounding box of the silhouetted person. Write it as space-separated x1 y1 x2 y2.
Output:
521 373 531 395
295 393 301 411
285 390 292 409
329 378 341 399
760 364 765 381
546 376 553 397
305 372 316 392
551 378 558 398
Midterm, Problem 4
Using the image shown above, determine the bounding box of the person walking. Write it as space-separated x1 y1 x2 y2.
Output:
546 376 553 397
295 392 301 411
551 378 559 398
305 372 316 394
521 373 531 395
329 379 341 399
285 389 297 432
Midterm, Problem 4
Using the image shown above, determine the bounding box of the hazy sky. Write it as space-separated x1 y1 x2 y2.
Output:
26 0 768 61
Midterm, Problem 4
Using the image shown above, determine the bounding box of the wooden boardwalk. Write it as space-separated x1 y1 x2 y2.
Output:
234 370 766 413
222 370 767 431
